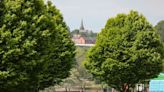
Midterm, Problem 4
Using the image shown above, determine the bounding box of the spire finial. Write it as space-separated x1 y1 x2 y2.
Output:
80 19 84 30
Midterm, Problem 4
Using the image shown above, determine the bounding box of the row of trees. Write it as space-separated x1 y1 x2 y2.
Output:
0 0 163 92
70 29 97 38
57 47 93 92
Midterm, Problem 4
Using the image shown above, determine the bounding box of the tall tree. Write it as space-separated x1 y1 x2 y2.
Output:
155 20 164 71
155 20 164 42
84 11 163 92
0 0 75 92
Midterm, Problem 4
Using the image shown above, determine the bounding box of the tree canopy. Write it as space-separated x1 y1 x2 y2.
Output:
155 20 164 42
155 20 164 71
0 0 75 92
84 11 163 92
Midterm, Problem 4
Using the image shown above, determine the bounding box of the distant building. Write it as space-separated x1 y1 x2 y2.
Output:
71 20 96 44
71 34 95 44
82 36 96 44
71 34 85 44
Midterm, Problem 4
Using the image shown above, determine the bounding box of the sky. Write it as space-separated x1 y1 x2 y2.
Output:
50 0 164 32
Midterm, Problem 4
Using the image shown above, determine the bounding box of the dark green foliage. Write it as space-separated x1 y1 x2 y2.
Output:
0 0 75 92
84 11 163 91
0 0 4 25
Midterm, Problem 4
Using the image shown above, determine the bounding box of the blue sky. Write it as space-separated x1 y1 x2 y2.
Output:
50 0 164 32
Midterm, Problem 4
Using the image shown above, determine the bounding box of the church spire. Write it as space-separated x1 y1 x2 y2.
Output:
80 19 85 30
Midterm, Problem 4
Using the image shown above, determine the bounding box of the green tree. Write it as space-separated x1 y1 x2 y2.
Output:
84 11 163 92
75 47 92 80
71 29 97 38
155 20 164 42
0 0 75 92
155 20 164 71
71 29 80 34
61 47 93 88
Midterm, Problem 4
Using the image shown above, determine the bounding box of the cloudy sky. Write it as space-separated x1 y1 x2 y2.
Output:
50 0 164 32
